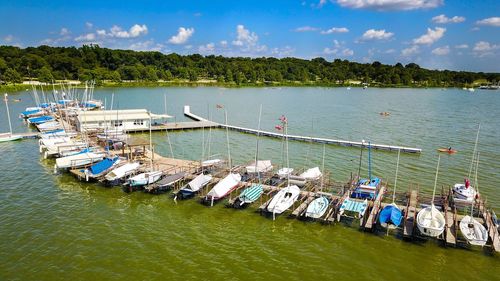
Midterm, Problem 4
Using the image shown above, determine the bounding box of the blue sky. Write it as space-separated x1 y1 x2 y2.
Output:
1 0 499 72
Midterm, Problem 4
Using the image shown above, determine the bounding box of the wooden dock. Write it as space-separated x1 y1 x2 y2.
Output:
403 190 418 238
184 105 422 153
291 195 315 217
478 200 500 252
444 198 457 246
363 185 386 231
125 121 218 133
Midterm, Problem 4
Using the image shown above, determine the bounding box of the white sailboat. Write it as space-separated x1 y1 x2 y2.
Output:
417 155 446 237
105 162 141 182
266 185 301 218
0 94 22 142
459 152 488 246
54 152 104 170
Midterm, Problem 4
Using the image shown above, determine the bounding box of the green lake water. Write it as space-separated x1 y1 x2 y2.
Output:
1 87 499 280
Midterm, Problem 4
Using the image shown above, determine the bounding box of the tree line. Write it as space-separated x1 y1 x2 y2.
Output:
0 44 498 87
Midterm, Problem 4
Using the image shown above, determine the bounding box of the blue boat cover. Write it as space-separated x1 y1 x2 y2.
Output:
28 115 54 124
21 109 41 116
42 128 65 135
83 103 97 108
90 157 118 175
379 205 403 226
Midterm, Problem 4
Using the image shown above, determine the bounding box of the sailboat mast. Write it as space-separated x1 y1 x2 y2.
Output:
224 108 232 169
368 141 372 180
431 154 441 204
254 104 263 183
164 94 174 158
4 94 13 136
471 151 480 220
149 111 153 171
468 124 480 179
392 149 401 203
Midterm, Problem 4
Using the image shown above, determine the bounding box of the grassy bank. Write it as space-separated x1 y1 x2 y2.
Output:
1 80 454 93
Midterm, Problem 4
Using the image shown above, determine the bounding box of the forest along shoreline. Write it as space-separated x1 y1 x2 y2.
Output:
1 45 499 92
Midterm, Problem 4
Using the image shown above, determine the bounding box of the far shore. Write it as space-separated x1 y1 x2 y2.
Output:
0 80 476 93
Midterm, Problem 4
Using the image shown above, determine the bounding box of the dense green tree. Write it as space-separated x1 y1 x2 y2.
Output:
0 45 497 87
3 68 22 83
37 66 54 83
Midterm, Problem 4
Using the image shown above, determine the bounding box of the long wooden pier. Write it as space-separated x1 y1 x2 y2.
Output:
184 105 422 153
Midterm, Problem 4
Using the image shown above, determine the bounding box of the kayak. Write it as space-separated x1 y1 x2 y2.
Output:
437 148 457 154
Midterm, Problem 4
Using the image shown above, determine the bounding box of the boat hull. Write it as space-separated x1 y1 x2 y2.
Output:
416 205 445 237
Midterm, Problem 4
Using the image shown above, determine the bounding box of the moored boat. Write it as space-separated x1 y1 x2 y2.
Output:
305 196 329 219
205 173 241 204
104 162 141 185
266 185 300 218
235 183 264 207
459 215 488 246
177 173 213 199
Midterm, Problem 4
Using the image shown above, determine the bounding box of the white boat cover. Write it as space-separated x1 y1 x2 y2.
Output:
246 160 273 173
300 167 322 180
128 171 162 186
187 173 213 192
206 173 241 200
105 162 141 181
277 167 294 179
417 205 445 237
266 185 300 214
55 152 104 169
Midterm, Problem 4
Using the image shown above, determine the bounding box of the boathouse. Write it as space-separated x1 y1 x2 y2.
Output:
76 109 172 132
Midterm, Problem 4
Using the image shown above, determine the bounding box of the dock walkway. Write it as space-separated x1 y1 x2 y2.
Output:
184 105 422 153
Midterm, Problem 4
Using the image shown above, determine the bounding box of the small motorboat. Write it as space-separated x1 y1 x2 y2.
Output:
305 196 329 219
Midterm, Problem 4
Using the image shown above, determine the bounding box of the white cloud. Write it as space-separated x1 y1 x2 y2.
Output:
413 27 446 45
96 29 107 36
232 25 259 46
431 45 450 55
75 33 96 42
231 25 267 53
184 45 193 50
294 26 319 32
473 41 499 57
401 45 419 56
168 27 195 44
198 42 215 54
109 24 148 38
271 46 295 57
4 34 14 42
336 0 443 11
220 40 228 47
323 40 353 57
476 17 500 27
384 48 396 54
431 14 465 24
455 44 468 49
360 29 394 41
321 27 349 34
85 22 93 29
129 40 164 52
60 28 70 36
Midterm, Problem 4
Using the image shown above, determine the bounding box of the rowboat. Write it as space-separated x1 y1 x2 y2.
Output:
417 205 445 237
379 203 403 228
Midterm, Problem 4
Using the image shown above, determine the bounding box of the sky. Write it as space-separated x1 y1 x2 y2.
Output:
0 0 499 72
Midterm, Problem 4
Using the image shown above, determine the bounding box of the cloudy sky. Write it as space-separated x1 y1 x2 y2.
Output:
1 0 499 72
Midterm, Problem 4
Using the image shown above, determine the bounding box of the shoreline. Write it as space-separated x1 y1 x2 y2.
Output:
0 81 462 93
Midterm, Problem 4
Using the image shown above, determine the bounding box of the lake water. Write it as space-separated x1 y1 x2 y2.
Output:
1 87 499 280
